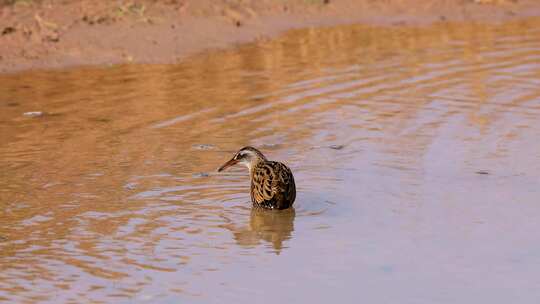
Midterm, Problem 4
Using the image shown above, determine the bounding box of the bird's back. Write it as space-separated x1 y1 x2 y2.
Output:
250 161 296 210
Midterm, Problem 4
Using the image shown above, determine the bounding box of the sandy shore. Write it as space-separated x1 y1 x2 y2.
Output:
1 0 539 74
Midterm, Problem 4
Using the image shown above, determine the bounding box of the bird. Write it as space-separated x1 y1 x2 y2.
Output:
217 146 296 210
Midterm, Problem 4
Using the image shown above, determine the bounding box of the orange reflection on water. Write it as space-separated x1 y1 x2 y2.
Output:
1 18 540 303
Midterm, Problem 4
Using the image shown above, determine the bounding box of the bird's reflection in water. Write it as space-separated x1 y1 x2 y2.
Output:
229 208 295 254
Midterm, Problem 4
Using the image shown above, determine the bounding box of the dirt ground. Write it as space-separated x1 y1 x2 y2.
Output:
1 0 539 73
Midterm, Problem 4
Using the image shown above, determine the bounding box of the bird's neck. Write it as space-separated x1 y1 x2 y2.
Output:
247 158 264 175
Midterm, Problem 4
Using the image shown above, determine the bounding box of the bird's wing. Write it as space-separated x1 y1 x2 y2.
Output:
251 162 295 209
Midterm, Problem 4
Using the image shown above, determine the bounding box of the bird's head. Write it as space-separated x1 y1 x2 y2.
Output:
217 146 267 172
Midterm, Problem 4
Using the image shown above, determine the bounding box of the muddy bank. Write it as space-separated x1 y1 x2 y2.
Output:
1 0 540 73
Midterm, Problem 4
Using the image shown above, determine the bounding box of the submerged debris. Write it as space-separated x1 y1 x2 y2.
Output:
192 172 210 178
192 144 215 150
23 111 44 117
124 182 138 190
329 144 345 150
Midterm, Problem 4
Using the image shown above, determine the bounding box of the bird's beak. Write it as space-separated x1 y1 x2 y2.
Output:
217 158 238 172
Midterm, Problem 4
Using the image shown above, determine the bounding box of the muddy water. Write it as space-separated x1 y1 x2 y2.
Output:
2 18 540 303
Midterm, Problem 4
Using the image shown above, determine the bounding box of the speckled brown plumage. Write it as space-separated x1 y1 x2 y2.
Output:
218 146 296 210
250 161 296 210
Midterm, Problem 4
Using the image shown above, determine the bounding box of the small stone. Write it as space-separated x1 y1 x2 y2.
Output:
44 33 60 43
2 27 16 35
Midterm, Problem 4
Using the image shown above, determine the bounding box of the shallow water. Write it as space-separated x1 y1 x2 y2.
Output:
2 18 540 303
